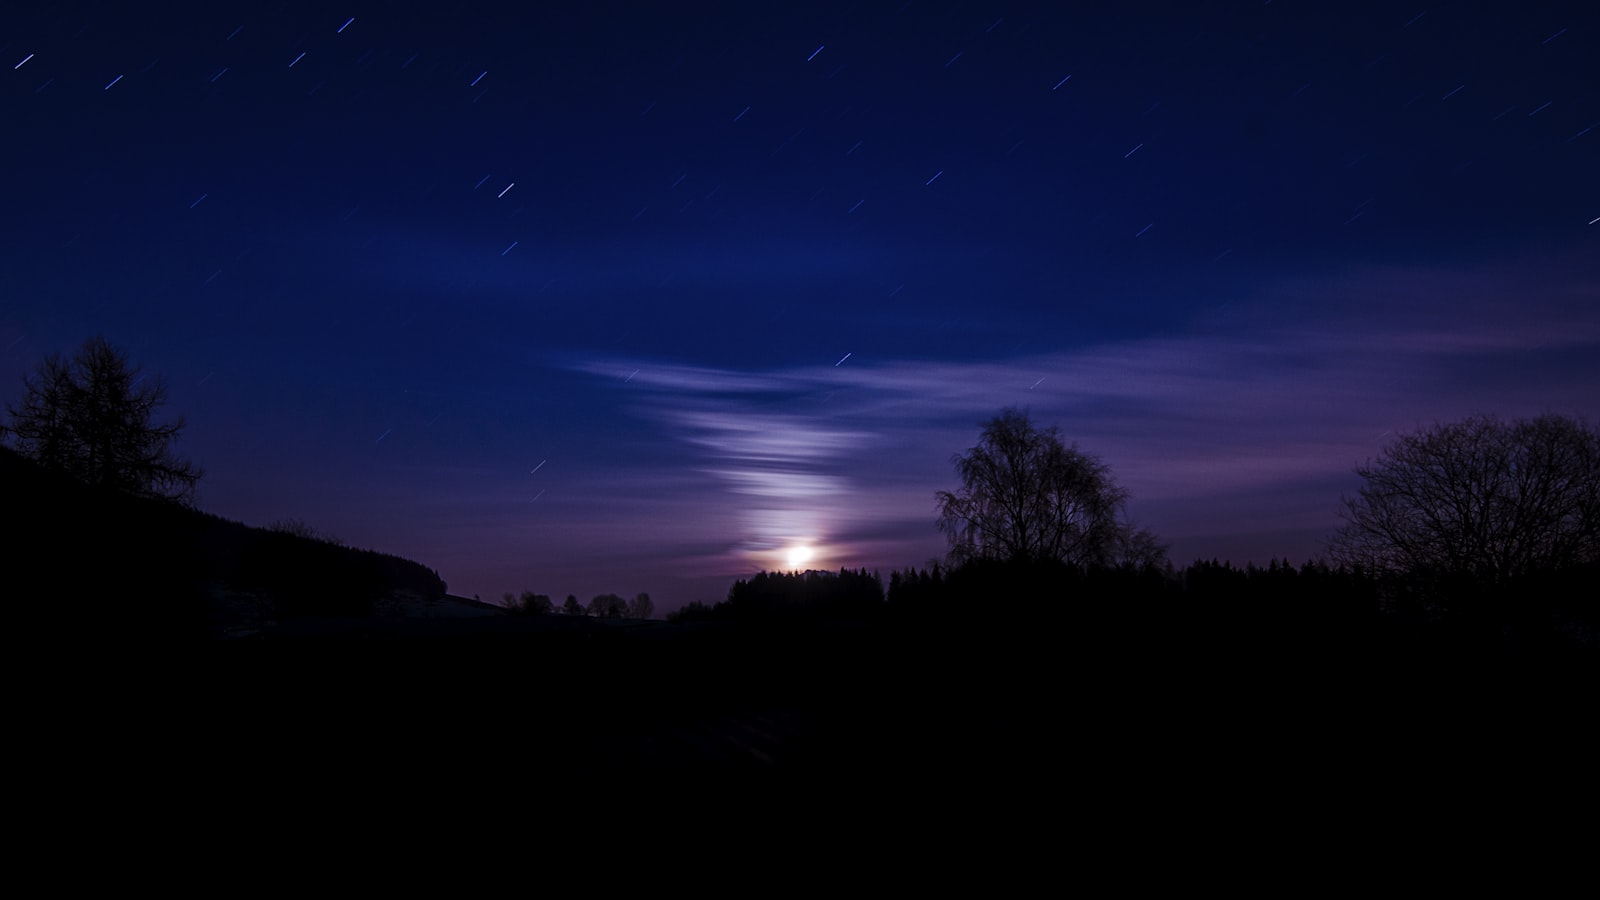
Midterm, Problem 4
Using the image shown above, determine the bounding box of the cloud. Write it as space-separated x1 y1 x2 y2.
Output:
569 256 1600 569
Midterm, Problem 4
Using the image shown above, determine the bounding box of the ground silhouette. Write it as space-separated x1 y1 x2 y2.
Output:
7 423 1594 815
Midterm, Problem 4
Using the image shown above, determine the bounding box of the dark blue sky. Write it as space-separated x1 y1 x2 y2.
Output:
4 1 1597 611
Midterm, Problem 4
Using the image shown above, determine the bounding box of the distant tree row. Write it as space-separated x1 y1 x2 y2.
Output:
667 569 884 623
885 555 1373 617
503 590 655 619
660 547 1588 654
663 558 1383 630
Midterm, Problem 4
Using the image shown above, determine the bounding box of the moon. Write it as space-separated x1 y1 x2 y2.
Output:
786 545 814 569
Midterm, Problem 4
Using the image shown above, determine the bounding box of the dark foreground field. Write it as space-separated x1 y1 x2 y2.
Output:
11 608 1594 885
34 607 1590 831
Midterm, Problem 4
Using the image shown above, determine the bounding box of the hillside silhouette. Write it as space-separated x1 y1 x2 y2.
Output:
3 445 445 641
7 404 1596 826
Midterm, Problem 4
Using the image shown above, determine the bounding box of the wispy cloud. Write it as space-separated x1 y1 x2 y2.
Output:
570 257 1600 569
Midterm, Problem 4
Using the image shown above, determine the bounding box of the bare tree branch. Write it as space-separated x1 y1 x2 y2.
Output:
1329 414 1600 587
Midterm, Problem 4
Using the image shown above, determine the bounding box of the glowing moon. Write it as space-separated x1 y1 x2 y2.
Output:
786 545 814 568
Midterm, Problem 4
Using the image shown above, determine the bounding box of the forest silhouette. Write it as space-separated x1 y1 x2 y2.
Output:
3 339 1595 793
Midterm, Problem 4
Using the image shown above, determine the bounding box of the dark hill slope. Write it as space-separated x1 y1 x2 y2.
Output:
1 446 445 640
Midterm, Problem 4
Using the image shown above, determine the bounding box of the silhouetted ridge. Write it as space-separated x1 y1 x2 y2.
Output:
2 445 445 640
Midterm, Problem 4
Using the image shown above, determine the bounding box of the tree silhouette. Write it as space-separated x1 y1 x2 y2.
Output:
3 337 201 504
588 593 628 618
503 590 553 614
1329 414 1600 595
666 599 715 623
722 568 884 621
627 592 655 619
936 407 1156 569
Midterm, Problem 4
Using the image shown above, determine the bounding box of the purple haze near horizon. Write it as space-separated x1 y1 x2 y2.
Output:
3 2 1597 613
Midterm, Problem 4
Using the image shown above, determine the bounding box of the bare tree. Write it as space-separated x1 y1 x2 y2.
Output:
4 337 201 504
627 592 655 620
936 407 1153 568
1329 414 1600 587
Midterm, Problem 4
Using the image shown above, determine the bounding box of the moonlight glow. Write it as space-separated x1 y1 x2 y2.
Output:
786 545 815 569
5 4 1594 614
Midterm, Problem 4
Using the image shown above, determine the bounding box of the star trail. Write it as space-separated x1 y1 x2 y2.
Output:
2 1 1596 612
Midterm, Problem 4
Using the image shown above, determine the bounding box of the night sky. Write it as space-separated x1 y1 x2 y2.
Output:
4 2 1597 612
